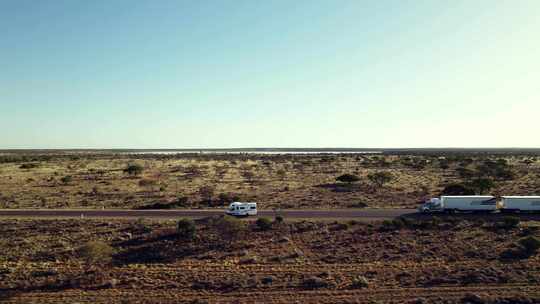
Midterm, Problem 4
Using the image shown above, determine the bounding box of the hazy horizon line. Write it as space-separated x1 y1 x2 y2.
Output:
2 147 540 151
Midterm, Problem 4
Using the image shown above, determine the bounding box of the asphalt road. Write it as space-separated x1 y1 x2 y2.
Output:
0 208 415 220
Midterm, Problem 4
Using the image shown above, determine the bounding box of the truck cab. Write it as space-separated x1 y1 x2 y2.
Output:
419 198 442 213
419 196 497 213
225 202 257 216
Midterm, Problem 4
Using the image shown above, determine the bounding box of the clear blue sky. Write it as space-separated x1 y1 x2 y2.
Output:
1 0 539 149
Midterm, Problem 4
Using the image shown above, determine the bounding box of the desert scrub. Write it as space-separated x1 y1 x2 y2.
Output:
138 178 157 187
495 216 521 230
367 171 393 187
19 163 39 169
211 216 246 243
350 275 369 289
302 276 334 289
78 241 115 265
519 236 540 254
177 218 197 240
500 236 540 260
124 163 144 176
336 173 360 184
255 217 273 231
60 175 73 185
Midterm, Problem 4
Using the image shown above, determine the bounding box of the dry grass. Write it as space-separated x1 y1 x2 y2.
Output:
0 153 539 210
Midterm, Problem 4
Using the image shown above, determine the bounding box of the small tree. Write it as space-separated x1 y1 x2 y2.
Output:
177 219 197 240
79 241 115 265
469 178 494 194
441 183 476 195
367 171 393 187
336 174 360 184
124 164 144 176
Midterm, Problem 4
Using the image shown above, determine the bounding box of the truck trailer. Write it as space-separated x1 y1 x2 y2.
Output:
501 196 540 213
419 196 497 213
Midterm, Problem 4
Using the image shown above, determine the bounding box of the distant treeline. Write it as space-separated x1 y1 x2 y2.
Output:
1 148 540 163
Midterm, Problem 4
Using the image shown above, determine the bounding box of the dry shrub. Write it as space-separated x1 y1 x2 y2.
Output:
79 241 115 265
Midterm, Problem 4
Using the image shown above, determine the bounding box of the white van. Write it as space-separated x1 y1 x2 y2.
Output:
225 202 257 216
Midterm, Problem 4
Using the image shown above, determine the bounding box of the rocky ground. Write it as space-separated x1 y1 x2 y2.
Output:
1 216 540 303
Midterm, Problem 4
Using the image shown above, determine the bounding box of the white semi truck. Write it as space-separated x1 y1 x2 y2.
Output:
225 202 258 216
501 196 540 213
419 196 497 213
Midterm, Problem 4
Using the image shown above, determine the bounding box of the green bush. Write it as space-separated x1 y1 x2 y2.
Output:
79 241 115 265
274 215 284 223
256 217 273 231
177 219 197 240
